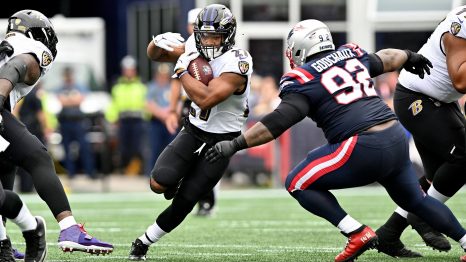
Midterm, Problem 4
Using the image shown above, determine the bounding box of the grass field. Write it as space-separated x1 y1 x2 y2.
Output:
7 186 466 261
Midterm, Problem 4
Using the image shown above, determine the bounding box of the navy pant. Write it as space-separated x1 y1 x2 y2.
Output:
285 122 466 241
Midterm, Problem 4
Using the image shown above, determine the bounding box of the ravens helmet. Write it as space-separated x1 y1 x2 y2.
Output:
285 19 335 69
194 4 236 61
7 10 58 58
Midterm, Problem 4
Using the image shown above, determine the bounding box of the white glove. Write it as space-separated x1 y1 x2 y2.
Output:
172 51 199 78
152 32 185 52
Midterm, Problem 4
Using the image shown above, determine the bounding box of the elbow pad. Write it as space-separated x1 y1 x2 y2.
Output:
0 58 27 85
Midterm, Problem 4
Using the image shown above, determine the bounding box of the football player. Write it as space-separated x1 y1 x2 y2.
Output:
0 10 113 259
205 19 466 262
164 7 218 217
129 4 253 260
376 5 466 260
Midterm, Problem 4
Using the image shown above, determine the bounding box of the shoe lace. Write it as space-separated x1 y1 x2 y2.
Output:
78 223 94 239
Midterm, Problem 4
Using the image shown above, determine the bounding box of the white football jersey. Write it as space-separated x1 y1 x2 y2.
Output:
398 5 466 103
0 33 54 110
185 35 253 133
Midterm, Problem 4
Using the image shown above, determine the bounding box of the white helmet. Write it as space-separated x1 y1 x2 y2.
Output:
285 19 335 68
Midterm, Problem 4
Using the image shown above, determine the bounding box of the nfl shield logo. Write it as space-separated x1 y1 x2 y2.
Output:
238 61 249 74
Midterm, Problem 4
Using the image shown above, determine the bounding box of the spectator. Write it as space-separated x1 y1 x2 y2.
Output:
146 63 176 170
106 55 147 175
56 67 96 179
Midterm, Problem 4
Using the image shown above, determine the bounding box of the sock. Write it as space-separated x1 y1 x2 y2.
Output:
377 211 409 239
0 216 6 240
13 204 37 232
394 207 408 218
460 234 466 250
337 215 362 234
427 185 450 203
139 222 167 246
58 216 77 230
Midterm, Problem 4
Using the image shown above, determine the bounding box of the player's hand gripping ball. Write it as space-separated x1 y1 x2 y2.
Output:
188 56 213 85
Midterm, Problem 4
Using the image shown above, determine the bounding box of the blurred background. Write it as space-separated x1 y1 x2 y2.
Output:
1 0 466 193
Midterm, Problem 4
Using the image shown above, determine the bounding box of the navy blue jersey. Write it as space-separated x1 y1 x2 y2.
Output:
279 43 396 144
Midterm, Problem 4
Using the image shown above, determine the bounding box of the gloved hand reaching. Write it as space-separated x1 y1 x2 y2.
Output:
403 50 433 79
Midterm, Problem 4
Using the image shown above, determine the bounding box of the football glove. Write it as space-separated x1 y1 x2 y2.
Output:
205 135 248 163
403 50 433 79
173 51 199 79
152 32 185 52
0 41 14 61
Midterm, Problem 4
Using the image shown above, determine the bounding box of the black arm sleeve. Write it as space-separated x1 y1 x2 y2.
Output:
0 56 28 85
260 93 310 138
368 53 384 78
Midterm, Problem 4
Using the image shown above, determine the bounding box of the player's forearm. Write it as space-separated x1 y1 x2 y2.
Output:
243 122 275 148
147 41 184 62
179 74 212 109
449 61 466 93
375 49 407 72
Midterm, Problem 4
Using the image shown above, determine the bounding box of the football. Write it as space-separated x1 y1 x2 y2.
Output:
188 56 213 85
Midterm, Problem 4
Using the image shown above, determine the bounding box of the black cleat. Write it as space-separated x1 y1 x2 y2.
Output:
0 238 15 262
128 239 149 261
23 216 47 262
195 202 213 217
376 236 422 258
407 213 451 252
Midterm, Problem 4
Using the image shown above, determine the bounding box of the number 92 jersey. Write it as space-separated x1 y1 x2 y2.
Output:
187 35 253 134
279 44 396 144
398 5 466 103
1 33 54 111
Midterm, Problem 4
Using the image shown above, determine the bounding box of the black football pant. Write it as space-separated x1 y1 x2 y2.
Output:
0 110 70 218
394 84 466 197
152 128 231 232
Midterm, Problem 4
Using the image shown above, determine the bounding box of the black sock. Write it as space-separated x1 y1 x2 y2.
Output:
377 212 408 239
418 176 430 193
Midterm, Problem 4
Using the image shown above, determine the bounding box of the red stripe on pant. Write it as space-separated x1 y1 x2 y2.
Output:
288 135 358 192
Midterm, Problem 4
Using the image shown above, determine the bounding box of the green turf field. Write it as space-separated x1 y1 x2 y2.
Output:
8 186 466 261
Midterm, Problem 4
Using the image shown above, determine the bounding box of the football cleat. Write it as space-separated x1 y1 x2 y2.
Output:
22 216 47 262
195 202 214 217
0 238 15 262
128 238 149 261
335 225 378 262
407 213 451 251
58 224 113 255
13 247 25 259
376 235 422 258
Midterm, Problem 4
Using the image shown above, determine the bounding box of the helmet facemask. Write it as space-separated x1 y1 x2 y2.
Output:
194 4 236 61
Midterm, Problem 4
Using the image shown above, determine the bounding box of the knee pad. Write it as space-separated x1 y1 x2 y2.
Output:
151 166 181 189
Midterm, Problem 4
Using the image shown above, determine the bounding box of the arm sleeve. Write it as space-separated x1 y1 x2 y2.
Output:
259 93 310 138
368 53 384 77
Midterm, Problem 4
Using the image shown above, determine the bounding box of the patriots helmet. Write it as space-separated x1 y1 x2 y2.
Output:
285 19 335 69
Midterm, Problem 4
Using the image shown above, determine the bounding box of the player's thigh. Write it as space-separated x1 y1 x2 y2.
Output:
151 129 198 187
1 110 46 165
285 136 379 191
378 162 424 209
178 155 230 201
394 86 465 162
